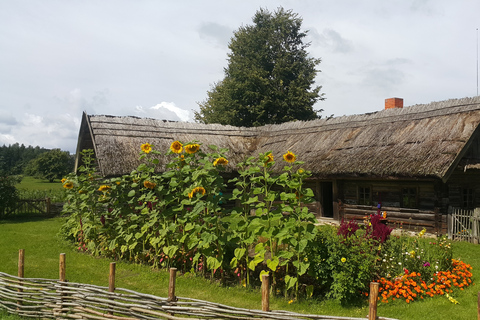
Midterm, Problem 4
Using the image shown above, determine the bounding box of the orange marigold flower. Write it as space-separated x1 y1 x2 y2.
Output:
283 151 296 163
141 143 152 154
185 143 200 154
170 141 183 154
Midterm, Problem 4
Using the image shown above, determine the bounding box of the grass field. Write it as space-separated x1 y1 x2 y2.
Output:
0 216 479 320
15 176 66 202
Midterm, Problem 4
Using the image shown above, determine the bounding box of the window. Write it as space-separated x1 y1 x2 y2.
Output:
402 188 417 208
462 188 474 209
358 186 371 205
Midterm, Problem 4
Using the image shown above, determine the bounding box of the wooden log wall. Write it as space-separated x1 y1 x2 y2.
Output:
0 250 399 320
340 204 447 235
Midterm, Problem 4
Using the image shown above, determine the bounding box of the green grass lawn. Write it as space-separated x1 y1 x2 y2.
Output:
15 176 66 202
0 216 479 320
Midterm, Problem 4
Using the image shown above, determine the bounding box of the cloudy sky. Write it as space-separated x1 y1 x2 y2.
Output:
1 1 479 153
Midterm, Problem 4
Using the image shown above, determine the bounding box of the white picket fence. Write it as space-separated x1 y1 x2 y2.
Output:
448 208 480 243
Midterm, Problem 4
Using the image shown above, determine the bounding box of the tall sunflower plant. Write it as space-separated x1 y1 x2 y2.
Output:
227 150 317 297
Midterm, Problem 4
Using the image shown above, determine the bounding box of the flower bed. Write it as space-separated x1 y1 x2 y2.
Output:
378 259 473 304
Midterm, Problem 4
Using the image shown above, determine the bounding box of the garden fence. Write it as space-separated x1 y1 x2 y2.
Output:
0 250 399 320
448 208 480 244
5 198 51 215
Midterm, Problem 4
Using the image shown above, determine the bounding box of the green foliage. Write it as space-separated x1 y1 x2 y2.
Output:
195 7 323 127
26 149 74 182
0 175 21 216
0 143 50 175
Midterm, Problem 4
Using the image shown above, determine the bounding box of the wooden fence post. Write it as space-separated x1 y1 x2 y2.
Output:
17 249 25 308
368 282 379 320
46 197 51 215
58 253 66 317
477 292 480 320
261 274 270 312
109 262 116 315
168 268 177 302
18 249 25 278
59 253 66 282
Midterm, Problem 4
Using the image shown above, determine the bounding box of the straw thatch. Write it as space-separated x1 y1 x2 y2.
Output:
76 96 480 180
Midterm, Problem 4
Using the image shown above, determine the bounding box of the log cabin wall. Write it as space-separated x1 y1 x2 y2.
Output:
445 169 480 212
334 179 447 234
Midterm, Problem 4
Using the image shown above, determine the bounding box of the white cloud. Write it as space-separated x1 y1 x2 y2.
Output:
135 102 192 122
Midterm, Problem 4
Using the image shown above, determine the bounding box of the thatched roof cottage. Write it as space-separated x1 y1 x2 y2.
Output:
75 96 480 233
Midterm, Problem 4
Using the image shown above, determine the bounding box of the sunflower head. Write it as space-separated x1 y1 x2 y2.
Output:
63 181 74 189
188 186 206 199
141 143 152 154
185 143 200 154
170 141 183 154
61 178 67 184
283 151 296 163
213 157 228 166
264 153 274 166
98 185 111 192
144 180 156 189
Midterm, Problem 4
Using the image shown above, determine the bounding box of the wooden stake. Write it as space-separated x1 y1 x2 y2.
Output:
59 253 66 282
477 292 480 320
18 249 25 278
368 282 379 320
109 262 116 315
109 262 116 292
17 249 25 309
168 268 177 302
261 274 269 312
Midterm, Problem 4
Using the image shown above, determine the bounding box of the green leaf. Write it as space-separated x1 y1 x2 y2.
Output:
230 257 238 269
285 275 297 291
128 190 136 197
234 248 246 261
266 256 279 271
206 256 222 271
259 270 269 282
306 285 314 298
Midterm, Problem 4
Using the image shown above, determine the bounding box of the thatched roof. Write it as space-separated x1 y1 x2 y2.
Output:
76 96 480 181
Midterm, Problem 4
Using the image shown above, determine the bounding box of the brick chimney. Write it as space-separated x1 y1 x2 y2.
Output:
385 97 403 110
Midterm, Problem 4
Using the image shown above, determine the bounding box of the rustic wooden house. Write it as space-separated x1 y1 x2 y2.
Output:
75 96 480 234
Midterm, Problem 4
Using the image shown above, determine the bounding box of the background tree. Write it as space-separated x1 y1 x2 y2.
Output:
26 149 74 182
195 7 324 127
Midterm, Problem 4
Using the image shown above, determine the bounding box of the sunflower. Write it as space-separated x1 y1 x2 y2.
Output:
63 181 74 189
185 143 200 154
264 153 274 166
61 178 66 183
213 157 228 166
144 180 156 189
98 185 111 192
141 143 152 154
283 151 296 163
188 186 206 199
170 141 183 154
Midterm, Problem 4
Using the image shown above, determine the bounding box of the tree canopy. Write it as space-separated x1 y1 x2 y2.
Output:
195 7 324 127
25 149 74 182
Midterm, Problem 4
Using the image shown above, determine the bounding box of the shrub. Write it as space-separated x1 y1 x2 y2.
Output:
0 175 21 216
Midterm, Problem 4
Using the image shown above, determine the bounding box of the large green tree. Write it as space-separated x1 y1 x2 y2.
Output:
25 149 74 182
195 7 324 127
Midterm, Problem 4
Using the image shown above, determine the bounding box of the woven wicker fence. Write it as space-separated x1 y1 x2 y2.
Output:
0 250 399 320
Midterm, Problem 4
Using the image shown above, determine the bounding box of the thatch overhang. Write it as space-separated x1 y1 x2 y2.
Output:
75 96 480 181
